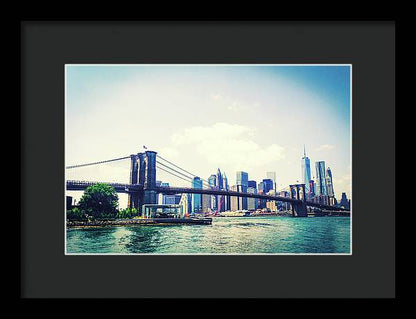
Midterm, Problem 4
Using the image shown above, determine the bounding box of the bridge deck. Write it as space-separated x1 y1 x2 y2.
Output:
66 181 348 211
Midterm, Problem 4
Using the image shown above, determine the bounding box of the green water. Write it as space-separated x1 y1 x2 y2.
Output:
66 216 351 254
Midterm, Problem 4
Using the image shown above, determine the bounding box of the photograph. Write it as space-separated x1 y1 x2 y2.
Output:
65 64 352 255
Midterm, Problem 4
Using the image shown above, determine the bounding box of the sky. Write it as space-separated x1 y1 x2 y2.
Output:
65 64 351 208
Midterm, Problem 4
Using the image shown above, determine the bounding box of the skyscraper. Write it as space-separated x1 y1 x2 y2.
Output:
208 174 217 211
216 168 223 190
216 168 225 211
223 172 230 210
236 171 248 210
248 180 257 189
266 172 277 190
262 179 274 194
247 187 257 211
309 179 316 198
326 167 334 197
192 177 203 213
208 174 217 188
339 192 350 210
315 161 327 196
236 171 248 188
301 145 311 195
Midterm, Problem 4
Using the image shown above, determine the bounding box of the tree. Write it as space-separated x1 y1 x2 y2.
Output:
66 207 87 220
78 183 119 218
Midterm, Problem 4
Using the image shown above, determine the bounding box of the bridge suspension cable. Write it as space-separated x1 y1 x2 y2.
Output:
156 161 211 188
156 154 212 186
156 165 212 189
66 155 131 169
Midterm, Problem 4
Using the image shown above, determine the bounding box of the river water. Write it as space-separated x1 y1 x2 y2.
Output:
66 216 351 254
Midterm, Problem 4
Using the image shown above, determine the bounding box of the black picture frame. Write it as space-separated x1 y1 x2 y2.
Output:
20 20 395 298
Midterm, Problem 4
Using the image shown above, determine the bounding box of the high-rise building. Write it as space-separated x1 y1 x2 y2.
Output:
202 194 212 212
309 179 316 198
339 192 350 210
216 168 225 212
248 180 257 189
192 177 203 213
266 172 277 190
236 171 248 210
258 181 264 193
158 182 171 204
217 168 223 190
247 187 257 211
326 167 334 197
236 171 248 187
223 172 230 211
230 185 239 211
179 193 192 215
208 174 217 188
301 146 312 195
262 179 274 194
315 161 327 196
208 174 217 211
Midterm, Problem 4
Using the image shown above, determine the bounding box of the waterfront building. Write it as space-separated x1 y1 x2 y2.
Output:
217 168 223 190
179 193 192 215
208 174 217 188
326 167 334 197
248 180 257 189
339 192 350 210
192 177 203 213
158 182 171 204
266 189 277 212
262 179 274 194
202 194 212 213
257 188 266 209
258 181 264 193
208 174 217 211
315 161 327 196
326 167 336 205
247 187 257 210
162 194 181 205
236 171 248 210
266 172 277 190
301 146 312 195
216 168 225 212
236 171 248 187
223 172 231 211
230 185 239 211
309 179 316 198
279 191 290 211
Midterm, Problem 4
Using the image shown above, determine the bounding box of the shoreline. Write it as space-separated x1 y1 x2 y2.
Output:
67 217 212 228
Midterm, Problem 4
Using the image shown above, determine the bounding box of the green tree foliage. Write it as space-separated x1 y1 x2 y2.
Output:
66 207 87 220
116 207 138 219
78 183 119 218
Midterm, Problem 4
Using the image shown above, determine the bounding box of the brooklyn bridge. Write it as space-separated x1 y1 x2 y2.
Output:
66 150 349 217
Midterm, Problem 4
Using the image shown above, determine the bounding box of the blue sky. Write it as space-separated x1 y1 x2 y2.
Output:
66 64 351 208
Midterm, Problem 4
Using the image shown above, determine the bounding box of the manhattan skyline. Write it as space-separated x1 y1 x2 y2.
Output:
66 64 351 208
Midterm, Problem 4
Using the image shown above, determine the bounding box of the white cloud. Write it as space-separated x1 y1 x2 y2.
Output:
211 94 223 100
170 122 285 171
315 144 335 152
227 101 240 111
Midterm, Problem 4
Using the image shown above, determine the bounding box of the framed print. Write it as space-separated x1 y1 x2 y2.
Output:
21 20 395 298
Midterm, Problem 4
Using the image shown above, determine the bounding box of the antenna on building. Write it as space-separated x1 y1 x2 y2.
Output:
303 144 306 157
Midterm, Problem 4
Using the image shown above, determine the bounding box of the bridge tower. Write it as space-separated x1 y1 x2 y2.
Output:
128 151 157 213
289 183 308 217
142 150 158 209
127 154 140 209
